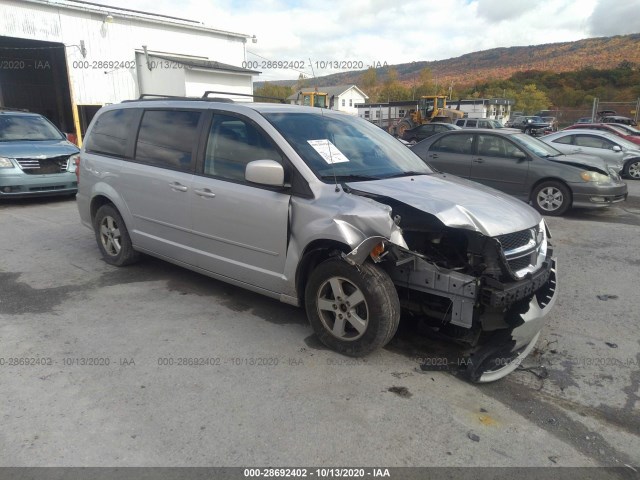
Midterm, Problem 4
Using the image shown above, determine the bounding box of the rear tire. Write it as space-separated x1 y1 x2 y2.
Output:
305 258 400 357
624 158 640 179
94 204 140 266
532 181 571 216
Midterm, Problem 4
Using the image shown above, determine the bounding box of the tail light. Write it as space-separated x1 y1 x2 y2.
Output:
66 133 79 146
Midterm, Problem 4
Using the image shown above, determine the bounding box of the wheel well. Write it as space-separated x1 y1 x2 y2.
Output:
295 240 351 304
90 195 115 221
529 178 572 205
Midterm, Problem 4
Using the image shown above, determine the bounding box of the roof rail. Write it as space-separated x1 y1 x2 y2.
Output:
0 106 31 112
122 93 234 103
120 91 287 104
202 91 286 103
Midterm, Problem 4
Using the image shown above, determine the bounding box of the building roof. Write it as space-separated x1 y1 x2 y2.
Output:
22 0 250 39
147 53 260 75
287 85 368 101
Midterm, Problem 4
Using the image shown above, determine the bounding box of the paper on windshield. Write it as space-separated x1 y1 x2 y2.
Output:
307 139 350 164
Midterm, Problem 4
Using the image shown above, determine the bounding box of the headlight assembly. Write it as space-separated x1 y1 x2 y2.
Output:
0 157 15 168
580 171 610 183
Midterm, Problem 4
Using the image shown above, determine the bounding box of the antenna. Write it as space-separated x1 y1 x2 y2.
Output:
308 58 339 192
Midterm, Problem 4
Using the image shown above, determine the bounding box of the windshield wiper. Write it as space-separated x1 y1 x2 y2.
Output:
383 171 431 178
319 174 382 181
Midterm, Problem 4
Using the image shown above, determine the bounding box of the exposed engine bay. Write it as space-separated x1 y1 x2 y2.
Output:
343 189 557 381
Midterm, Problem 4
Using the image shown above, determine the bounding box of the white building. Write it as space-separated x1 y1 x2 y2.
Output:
0 0 257 143
288 85 368 114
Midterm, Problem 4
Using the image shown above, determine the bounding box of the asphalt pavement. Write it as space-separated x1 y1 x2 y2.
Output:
0 183 639 470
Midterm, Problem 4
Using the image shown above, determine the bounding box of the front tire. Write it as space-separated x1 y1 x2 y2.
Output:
624 158 640 179
93 204 140 266
305 258 400 357
532 181 571 216
396 120 413 139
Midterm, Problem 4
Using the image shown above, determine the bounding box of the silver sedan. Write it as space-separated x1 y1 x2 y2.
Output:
541 129 640 179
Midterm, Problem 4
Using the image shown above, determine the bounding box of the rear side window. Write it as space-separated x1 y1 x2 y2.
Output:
85 109 138 157
574 135 614 149
431 133 474 154
135 110 201 172
466 120 477 127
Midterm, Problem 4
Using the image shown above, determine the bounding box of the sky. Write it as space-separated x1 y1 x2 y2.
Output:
100 0 640 81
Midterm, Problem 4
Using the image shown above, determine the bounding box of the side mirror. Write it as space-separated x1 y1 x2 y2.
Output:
612 145 622 152
245 160 285 187
513 151 527 160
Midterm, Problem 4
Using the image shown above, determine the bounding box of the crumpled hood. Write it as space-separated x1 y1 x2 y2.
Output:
347 174 541 237
0 139 79 159
550 153 615 171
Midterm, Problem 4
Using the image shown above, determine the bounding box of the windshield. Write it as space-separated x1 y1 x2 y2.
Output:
0 115 64 141
510 133 562 156
607 124 632 136
608 134 640 150
612 124 640 135
264 112 433 181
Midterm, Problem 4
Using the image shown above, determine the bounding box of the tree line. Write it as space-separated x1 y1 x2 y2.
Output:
254 62 640 115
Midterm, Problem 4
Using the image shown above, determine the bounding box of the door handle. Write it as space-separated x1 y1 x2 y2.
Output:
429 154 439 159
169 182 188 192
194 188 216 199
473 158 484 163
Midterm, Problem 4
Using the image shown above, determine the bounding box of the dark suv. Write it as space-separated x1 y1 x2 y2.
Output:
505 116 550 135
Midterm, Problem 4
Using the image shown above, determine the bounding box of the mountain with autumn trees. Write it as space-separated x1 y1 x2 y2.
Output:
297 33 640 88
255 33 640 112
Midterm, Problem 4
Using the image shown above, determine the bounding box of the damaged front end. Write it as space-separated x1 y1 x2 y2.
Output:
343 195 558 383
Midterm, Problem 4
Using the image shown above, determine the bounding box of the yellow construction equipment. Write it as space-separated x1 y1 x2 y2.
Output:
394 95 463 137
296 89 329 108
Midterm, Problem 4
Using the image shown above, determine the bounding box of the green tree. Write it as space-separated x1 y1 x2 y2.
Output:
377 68 411 102
514 84 551 114
295 73 309 90
359 68 379 100
413 67 435 97
254 82 293 103
360 68 378 90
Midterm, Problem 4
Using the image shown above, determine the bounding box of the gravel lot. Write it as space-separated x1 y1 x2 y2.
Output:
1 182 639 470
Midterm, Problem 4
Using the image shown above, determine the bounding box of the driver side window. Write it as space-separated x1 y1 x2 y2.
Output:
204 114 283 182
477 134 523 158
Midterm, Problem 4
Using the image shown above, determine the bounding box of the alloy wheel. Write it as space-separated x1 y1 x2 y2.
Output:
99 215 122 256
536 186 563 212
316 277 369 341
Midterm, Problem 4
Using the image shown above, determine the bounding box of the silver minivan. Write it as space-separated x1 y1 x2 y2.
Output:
77 98 558 382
